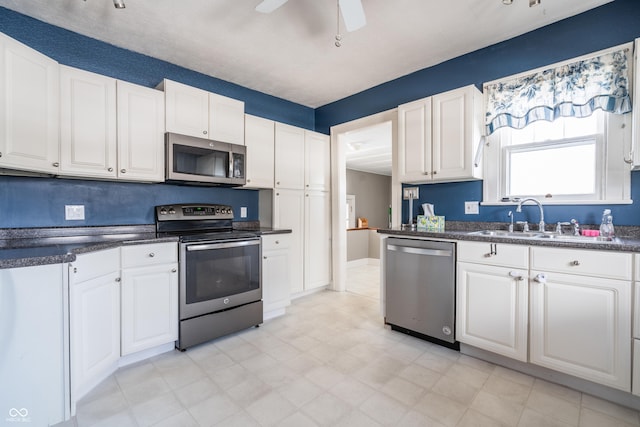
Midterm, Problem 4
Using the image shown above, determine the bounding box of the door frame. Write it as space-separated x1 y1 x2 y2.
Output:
329 108 399 292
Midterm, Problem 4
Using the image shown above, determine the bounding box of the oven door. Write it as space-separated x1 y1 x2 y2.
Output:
179 238 261 320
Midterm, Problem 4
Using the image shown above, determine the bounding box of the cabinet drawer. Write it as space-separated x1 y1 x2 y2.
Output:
71 247 120 283
121 242 177 269
530 247 632 281
457 241 528 268
261 234 291 251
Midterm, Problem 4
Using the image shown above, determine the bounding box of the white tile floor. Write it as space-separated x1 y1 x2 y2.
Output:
63 264 640 427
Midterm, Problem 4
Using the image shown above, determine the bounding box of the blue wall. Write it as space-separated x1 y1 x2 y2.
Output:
317 0 640 226
0 6 314 228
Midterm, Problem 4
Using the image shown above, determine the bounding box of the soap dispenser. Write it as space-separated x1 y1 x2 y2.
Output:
599 209 615 238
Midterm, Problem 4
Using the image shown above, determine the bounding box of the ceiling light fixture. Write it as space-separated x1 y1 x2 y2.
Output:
113 0 125 9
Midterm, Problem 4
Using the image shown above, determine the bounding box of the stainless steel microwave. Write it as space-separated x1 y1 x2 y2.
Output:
165 132 246 186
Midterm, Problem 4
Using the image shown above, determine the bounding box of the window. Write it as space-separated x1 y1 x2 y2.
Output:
483 110 631 204
482 43 633 205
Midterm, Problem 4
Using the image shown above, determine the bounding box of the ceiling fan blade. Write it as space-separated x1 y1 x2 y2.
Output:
339 0 366 32
255 0 289 13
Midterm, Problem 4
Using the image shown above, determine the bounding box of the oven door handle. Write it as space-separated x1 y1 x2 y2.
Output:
185 240 260 251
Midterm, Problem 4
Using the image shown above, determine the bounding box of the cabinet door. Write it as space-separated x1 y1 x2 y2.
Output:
244 114 275 188
530 270 631 391
397 97 432 183
121 263 178 355
273 189 304 293
305 130 330 191
0 33 59 173
60 65 117 178
116 80 165 182
163 79 209 138
274 122 305 189
457 262 528 361
262 235 291 316
70 270 120 401
209 93 244 145
432 85 480 181
305 190 331 290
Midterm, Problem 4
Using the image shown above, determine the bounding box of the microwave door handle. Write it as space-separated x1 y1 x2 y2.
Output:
229 153 234 178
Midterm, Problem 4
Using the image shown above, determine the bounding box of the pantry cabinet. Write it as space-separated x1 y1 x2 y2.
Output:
0 32 60 174
529 246 632 391
262 234 292 318
398 84 482 183
116 80 165 182
304 190 332 290
244 114 275 188
59 65 117 178
120 243 178 356
160 79 244 144
457 242 528 361
273 189 304 293
69 248 121 403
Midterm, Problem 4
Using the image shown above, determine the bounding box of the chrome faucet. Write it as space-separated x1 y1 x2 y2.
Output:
516 197 545 232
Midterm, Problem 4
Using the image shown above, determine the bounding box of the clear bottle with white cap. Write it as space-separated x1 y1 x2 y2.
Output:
599 209 615 238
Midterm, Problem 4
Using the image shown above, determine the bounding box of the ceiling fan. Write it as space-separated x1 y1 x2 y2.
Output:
255 0 367 32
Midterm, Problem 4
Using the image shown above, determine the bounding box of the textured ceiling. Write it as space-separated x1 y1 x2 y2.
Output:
0 0 611 108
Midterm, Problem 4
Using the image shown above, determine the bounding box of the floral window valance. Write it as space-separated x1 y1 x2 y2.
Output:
484 47 632 135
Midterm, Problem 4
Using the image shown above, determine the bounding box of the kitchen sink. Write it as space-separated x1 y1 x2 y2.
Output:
536 234 619 243
467 230 544 238
467 230 620 243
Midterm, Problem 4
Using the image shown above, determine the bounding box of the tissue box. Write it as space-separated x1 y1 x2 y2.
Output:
417 215 445 231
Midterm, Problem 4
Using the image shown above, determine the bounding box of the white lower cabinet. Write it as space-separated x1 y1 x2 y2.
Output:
529 247 632 392
262 234 291 318
457 242 528 361
120 242 178 355
69 248 121 406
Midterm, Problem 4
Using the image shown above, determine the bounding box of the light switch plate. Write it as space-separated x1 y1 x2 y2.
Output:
465 201 479 215
240 207 247 218
403 187 419 200
65 205 85 220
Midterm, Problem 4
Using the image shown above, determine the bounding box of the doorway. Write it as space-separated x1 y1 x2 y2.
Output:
329 109 400 297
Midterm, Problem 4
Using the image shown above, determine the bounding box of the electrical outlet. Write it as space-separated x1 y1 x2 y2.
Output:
464 201 479 215
65 205 85 220
240 207 247 218
403 187 419 200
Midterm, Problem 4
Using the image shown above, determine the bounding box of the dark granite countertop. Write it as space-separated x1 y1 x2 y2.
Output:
378 222 640 253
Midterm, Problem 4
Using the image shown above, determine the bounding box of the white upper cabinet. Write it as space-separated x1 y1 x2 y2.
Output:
60 65 117 178
244 114 275 188
160 79 244 144
398 84 482 183
209 93 244 145
305 130 330 191
632 37 640 170
274 122 305 189
116 80 165 182
0 32 60 173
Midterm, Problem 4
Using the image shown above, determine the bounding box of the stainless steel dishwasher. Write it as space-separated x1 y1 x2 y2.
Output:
384 237 458 349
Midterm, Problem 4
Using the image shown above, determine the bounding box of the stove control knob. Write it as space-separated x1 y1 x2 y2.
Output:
226 208 232 214
168 208 176 215
216 208 221 213
159 208 167 215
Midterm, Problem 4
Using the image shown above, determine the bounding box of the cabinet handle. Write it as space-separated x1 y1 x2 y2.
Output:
508 271 523 281
121 169 126 174
534 273 547 283
73 267 77 273
115 277 121 282
263 256 267 259
0 151 2 157
306 184 309 187
571 260 580 266
484 243 497 257
247 179 251 182
108 167 114 172
149 252 155 257
276 181 280 185
171 268 177 273
276 193 280 196
203 130 208 135
52 162 59 167
275 240 279 244
433 171 438 175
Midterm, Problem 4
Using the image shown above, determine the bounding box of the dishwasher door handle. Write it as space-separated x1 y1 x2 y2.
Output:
387 244 452 257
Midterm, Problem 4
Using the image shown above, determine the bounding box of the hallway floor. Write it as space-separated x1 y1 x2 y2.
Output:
66 264 640 426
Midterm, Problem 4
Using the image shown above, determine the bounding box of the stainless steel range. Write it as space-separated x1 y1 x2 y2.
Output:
155 203 262 351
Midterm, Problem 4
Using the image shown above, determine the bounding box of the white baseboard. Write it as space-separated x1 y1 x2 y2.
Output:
347 258 380 268
119 342 176 368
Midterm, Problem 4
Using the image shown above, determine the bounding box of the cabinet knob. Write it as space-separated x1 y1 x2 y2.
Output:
534 273 547 283
121 169 126 174
52 162 59 167
171 268 177 273
203 130 208 135
276 181 280 185
433 171 438 175
73 267 77 273
115 277 121 282
306 184 309 187
149 252 155 257
0 152 2 157
571 260 580 266
247 179 251 182
263 256 267 259
275 240 279 244
108 167 114 172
